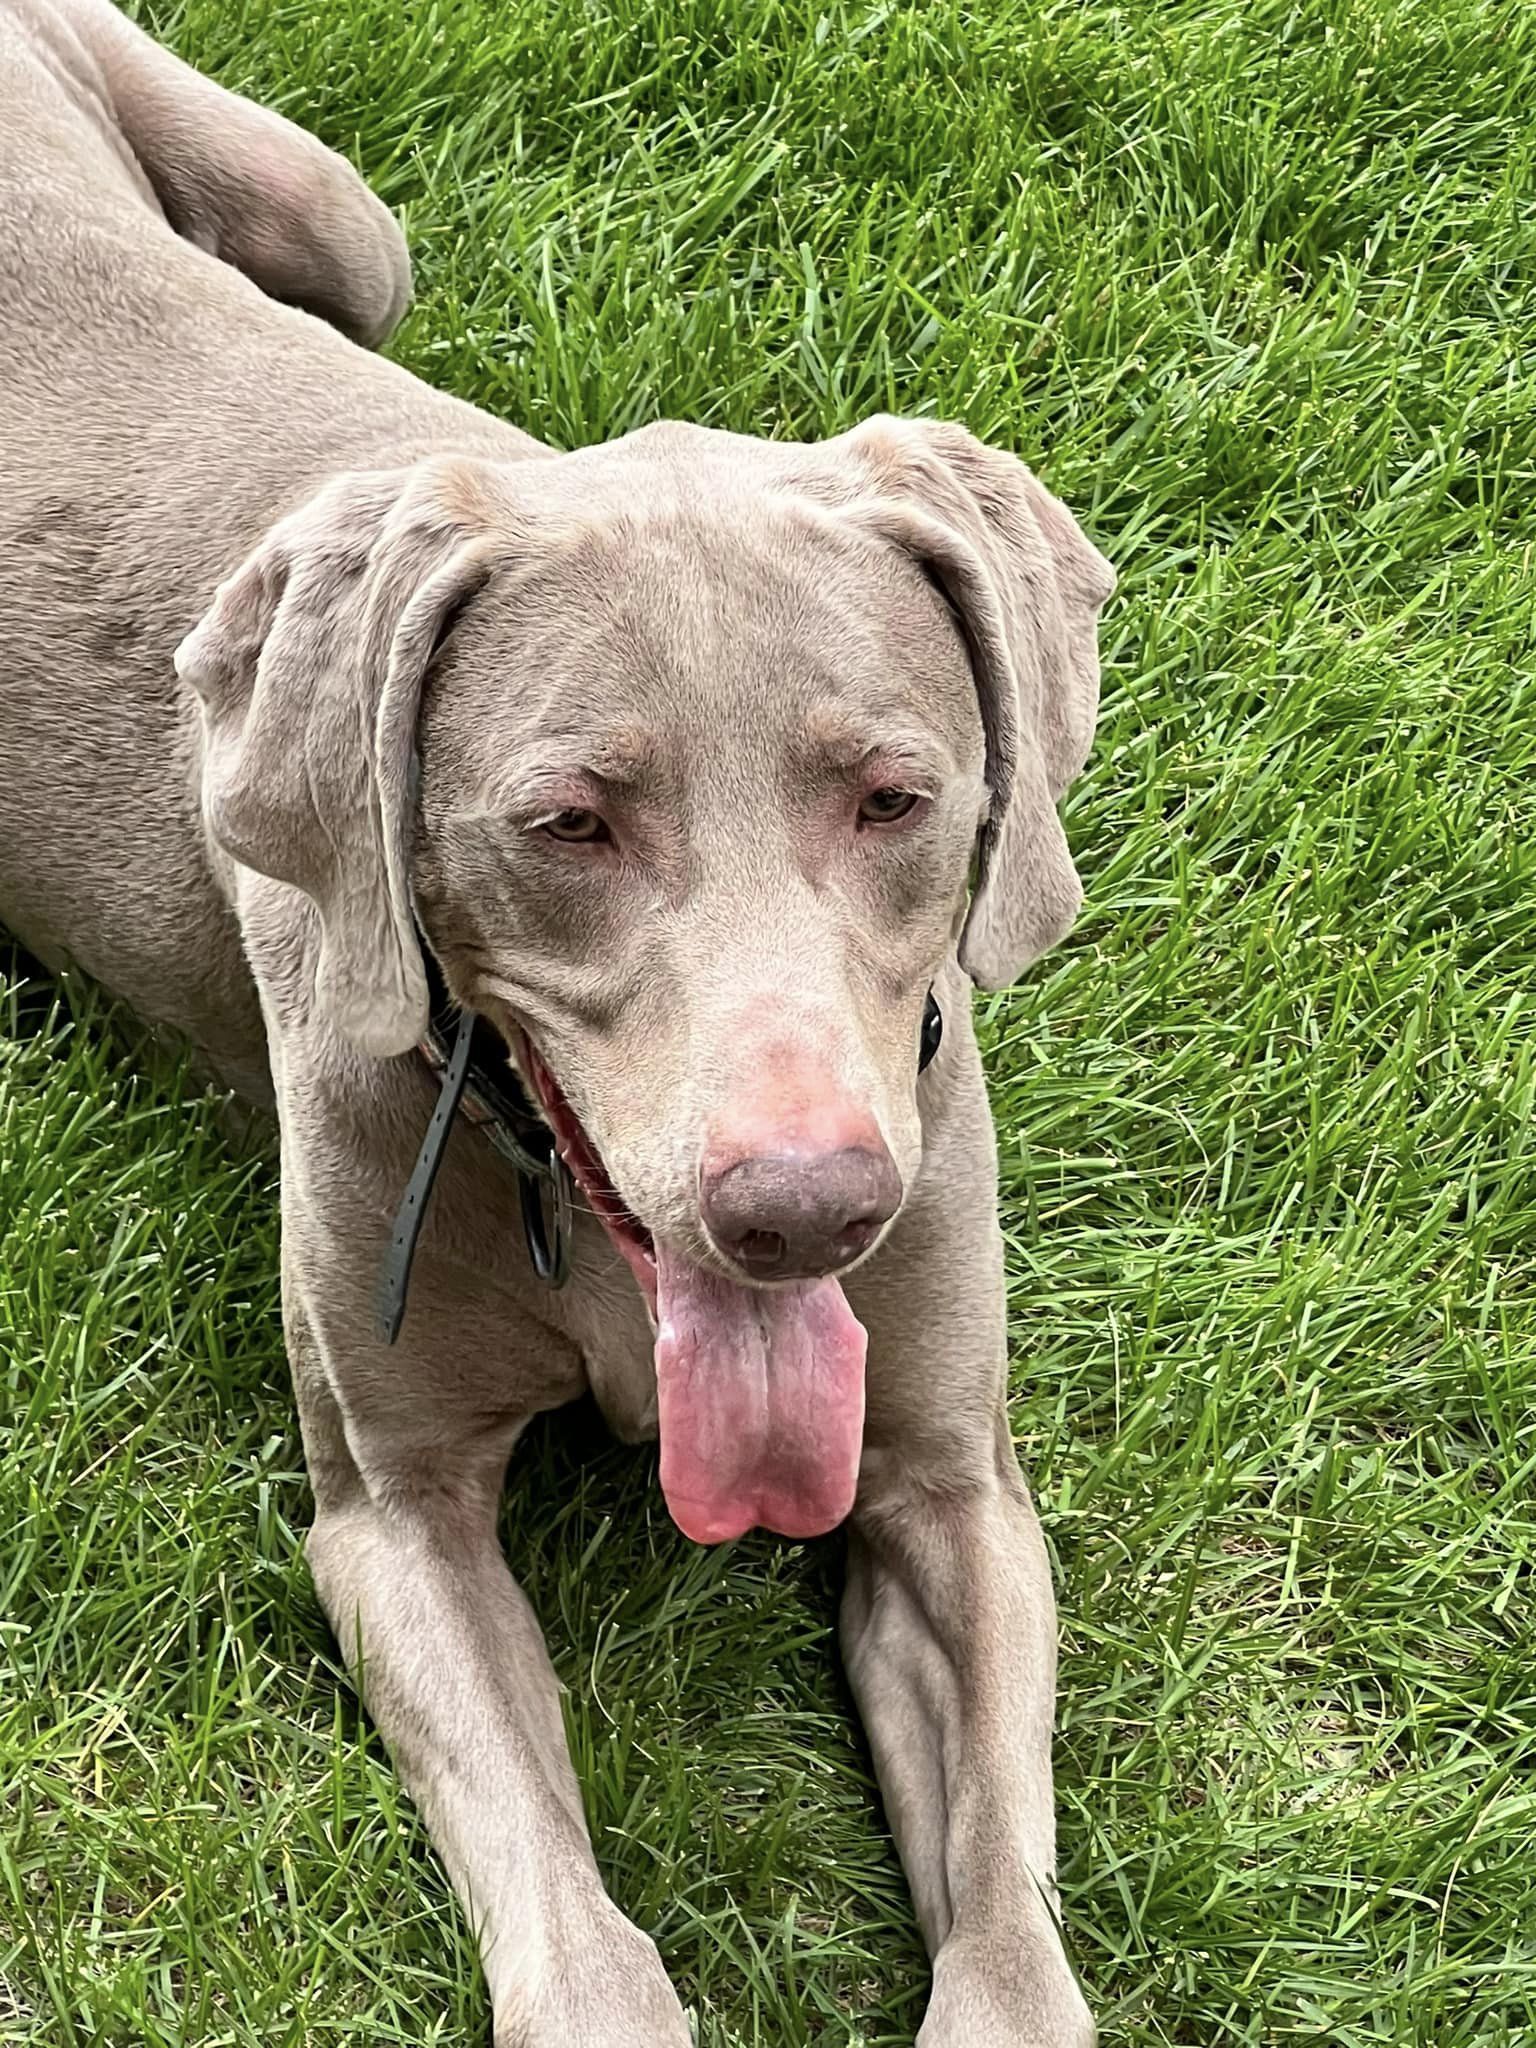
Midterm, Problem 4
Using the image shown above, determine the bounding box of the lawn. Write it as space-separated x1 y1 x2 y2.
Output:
4 0 1536 2041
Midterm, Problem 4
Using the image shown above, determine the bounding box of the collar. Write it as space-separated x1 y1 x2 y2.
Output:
376 932 573 1343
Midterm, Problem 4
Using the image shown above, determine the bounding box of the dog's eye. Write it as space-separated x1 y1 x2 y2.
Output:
858 787 920 825
542 808 609 844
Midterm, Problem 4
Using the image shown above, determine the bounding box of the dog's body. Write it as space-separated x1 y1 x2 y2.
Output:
0 4 1113 2042
0 0 526 1097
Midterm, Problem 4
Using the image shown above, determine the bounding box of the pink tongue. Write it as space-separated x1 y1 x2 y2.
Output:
653 1246 868 1545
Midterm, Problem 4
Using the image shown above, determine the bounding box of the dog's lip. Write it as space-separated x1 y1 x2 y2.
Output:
518 1035 659 1309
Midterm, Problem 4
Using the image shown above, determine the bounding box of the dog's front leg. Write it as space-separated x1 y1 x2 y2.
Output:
844 1438 1093 2048
286 1298 692 2048
844 1073 1094 2047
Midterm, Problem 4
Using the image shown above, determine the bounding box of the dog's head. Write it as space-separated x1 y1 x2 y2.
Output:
177 418 1113 1538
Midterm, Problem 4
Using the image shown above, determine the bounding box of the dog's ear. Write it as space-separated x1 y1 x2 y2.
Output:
175 461 502 1057
827 416 1115 988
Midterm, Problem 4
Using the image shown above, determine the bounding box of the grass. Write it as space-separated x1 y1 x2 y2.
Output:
3 0 1535 2040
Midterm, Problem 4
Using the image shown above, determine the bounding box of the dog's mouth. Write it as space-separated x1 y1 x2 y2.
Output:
522 1039 659 1310
520 1036 867 1548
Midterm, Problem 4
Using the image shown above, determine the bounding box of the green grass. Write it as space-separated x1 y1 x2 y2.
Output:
4 0 1536 2040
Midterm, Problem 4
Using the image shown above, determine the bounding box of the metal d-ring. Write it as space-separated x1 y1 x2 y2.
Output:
519 1150 573 1288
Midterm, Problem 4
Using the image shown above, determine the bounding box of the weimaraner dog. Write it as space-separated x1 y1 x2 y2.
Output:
0 2 1116 2040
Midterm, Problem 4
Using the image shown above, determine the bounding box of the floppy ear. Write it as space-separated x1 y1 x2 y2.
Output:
175 460 502 1057
833 417 1116 988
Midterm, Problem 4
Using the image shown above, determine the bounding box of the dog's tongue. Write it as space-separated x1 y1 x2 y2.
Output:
653 1246 867 1545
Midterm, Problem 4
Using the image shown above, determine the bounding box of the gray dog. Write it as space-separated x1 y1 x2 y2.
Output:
0 2 1115 2041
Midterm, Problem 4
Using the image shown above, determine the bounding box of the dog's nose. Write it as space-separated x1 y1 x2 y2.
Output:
700 1141 902 1280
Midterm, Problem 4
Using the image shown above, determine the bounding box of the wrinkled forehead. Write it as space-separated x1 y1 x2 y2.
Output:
430 485 980 798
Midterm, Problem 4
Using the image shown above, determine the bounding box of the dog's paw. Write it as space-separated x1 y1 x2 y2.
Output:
915 1932 1095 2048
493 1915 693 2047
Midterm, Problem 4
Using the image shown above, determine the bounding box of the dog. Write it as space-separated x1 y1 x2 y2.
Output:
0 2 1116 2040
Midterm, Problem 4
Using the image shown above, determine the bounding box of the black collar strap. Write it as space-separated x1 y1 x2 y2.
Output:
378 968 943 1344
376 933 572 1344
